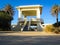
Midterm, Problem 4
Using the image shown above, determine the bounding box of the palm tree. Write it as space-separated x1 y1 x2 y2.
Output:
4 4 14 17
0 11 11 30
0 4 14 31
4 4 14 30
51 4 60 27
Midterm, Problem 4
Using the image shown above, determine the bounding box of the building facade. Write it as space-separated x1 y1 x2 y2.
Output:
12 5 44 31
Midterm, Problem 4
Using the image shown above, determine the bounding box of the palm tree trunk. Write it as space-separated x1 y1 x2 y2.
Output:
57 17 58 26
56 13 58 27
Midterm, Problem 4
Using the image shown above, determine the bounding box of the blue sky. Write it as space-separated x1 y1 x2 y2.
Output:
0 0 60 24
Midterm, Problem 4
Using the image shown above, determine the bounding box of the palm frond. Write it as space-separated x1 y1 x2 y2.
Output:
4 4 14 16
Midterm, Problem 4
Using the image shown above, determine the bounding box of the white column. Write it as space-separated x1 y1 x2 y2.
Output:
36 8 40 19
36 8 41 31
18 9 22 18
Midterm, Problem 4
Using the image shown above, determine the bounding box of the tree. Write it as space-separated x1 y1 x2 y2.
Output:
0 11 12 21
0 4 14 31
51 4 60 27
0 11 10 30
4 4 14 30
4 4 14 17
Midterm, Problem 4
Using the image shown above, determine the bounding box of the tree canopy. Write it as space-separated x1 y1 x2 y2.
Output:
0 4 14 31
51 4 60 27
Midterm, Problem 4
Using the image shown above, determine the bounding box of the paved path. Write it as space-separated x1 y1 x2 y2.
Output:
0 31 60 45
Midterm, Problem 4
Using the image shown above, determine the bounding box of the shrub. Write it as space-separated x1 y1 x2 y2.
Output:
44 25 55 32
53 22 60 27
54 27 60 34
43 25 60 34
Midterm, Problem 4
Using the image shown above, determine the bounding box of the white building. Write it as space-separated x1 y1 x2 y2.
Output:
12 5 44 31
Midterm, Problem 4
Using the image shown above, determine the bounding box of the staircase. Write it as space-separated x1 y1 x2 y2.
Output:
11 22 21 31
21 19 28 31
28 20 31 30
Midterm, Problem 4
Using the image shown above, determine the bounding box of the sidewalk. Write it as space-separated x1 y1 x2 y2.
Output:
0 31 60 36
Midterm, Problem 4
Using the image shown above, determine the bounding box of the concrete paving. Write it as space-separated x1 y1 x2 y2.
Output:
0 31 60 45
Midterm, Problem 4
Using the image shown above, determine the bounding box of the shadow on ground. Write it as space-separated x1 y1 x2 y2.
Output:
0 31 20 33
0 35 60 45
